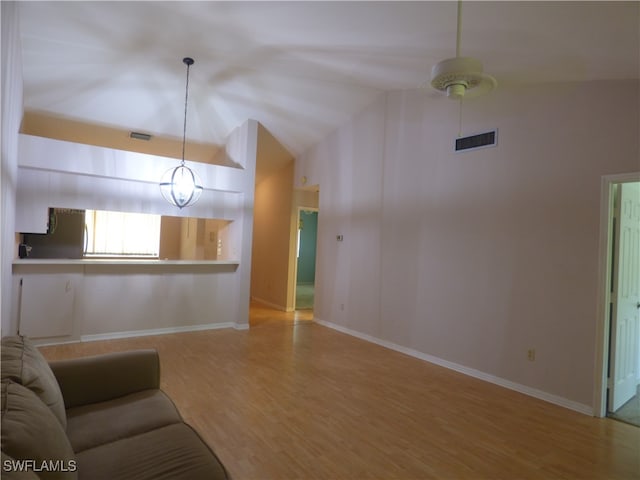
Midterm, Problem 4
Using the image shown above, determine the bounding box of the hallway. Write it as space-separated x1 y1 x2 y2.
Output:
249 300 313 328
295 284 314 310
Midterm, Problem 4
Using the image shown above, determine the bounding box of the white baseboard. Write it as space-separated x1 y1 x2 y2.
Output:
315 317 593 416
80 322 235 343
31 338 83 347
233 323 250 330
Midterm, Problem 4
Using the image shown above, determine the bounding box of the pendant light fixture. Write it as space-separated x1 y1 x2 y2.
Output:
160 57 203 208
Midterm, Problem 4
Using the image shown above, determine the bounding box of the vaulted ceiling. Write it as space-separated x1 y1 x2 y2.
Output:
17 1 639 161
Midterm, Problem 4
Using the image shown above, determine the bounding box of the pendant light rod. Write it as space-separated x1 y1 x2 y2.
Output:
455 0 462 58
456 0 463 136
181 57 194 166
160 56 203 209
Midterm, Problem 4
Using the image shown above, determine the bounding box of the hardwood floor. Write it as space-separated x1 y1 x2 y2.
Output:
39 303 640 480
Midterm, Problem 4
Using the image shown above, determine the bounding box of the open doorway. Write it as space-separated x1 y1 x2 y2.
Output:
596 175 640 426
295 208 318 310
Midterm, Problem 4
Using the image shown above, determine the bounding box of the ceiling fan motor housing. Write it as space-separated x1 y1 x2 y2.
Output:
431 56 497 99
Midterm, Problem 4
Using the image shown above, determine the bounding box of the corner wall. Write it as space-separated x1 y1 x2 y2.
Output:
295 80 640 412
250 124 296 311
1 2 23 334
251 161 294 310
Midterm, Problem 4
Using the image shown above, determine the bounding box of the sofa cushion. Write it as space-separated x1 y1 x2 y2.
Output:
49 350 161 409
76 423 229 480
66 389 182 453
1 381 77 480
1 336 66 428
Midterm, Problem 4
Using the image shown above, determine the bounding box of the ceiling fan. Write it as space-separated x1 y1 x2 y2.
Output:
430 0 497 100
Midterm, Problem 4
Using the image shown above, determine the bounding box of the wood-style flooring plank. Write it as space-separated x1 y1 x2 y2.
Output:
39 304 640 480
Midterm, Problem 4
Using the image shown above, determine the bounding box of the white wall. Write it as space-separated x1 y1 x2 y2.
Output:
295 80 640 411
11 120 257 340
1 2 23 335
76 264 240 337
16 134 246 232
227 120 258 329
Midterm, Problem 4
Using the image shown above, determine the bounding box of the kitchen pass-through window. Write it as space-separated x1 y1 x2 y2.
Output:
84 210 161 258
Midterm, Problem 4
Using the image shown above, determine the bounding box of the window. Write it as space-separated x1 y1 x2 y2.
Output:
84 210 161 258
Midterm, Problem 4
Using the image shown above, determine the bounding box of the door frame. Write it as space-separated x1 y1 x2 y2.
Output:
594 171 640 417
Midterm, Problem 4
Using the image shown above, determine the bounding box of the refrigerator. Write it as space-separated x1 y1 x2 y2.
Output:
22 208 86 259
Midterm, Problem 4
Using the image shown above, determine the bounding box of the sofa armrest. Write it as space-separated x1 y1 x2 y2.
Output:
49 349 160 409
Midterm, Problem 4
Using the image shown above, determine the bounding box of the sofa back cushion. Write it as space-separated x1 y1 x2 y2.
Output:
1 336 66 428
1 381 77 480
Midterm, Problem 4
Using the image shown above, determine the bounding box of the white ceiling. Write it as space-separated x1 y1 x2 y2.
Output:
17 1 639 157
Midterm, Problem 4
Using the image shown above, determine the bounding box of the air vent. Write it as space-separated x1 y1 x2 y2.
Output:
455 129 497 153
129 131 152 141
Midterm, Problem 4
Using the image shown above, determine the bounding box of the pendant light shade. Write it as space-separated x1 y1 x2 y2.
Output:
160 57 203 209
160 164 203 208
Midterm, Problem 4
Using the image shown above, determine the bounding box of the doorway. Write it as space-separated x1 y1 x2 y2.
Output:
596 175 640 425
295 209 318 310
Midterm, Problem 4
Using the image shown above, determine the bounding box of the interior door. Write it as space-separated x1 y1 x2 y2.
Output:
609 182 640 412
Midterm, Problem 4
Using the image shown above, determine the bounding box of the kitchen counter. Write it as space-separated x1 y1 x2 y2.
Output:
11 257 242 342
13 258 239 266
12 258 240 275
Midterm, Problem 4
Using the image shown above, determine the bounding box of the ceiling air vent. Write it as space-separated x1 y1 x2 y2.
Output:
129 131 152 141
455 129 497 153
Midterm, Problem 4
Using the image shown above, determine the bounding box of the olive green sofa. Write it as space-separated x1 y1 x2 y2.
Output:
1 335 229 480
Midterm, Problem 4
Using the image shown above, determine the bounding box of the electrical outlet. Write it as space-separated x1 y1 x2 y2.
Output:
527 349 536 361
